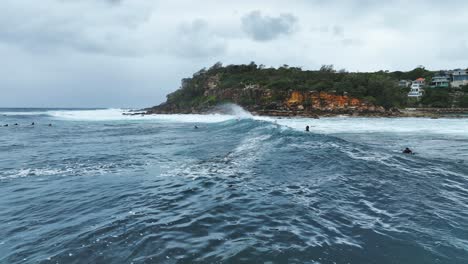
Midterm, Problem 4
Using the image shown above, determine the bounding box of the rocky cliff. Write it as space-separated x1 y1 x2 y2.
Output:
146 63 402 117
147 84 390 117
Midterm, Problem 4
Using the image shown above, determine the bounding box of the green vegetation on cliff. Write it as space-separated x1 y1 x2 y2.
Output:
155 62 466 112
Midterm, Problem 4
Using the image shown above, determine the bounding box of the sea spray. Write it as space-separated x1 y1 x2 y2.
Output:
208 103 253 119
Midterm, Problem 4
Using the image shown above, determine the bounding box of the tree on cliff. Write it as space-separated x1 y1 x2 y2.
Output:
421 89 451 108
391 66 433 81
367 75 406 109
460 95 468 108
209 62 223 71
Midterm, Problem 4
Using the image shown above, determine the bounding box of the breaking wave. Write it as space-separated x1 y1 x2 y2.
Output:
3 107 467 135
1 107 468 263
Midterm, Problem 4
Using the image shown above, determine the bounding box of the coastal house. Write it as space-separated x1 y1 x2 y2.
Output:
407 78 425 98
430 72 451 88
414 77 425 85
451 69 468 88
398 80 412 88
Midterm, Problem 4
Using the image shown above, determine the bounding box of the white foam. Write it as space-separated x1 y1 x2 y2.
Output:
212 103 253 119
47 108 239 123
160 128 272 180
0 162 134 180
0 168 71 180
258 116 468 137
9 107 468 138
48 109 131 121
0 111 48 116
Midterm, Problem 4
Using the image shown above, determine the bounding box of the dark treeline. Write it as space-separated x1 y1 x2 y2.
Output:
165 62 468 109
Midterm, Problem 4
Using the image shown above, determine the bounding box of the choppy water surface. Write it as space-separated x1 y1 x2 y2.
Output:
1 108 467 264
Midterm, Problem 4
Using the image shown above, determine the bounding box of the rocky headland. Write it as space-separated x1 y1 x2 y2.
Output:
147 89 398 118
143 63 468 118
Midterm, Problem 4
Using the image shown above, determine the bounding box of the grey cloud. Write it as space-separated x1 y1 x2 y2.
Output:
341 38 362 47
2 0 468 108
0 24 138 57
0 1 228 59
310 26 329 33
310 25 353 46
59 0 123 5
178 19 208 34
105 0 122 4
171 19 226 58
0 0 152 57
241 11 297 41
332 26 344 37
439 40 468 60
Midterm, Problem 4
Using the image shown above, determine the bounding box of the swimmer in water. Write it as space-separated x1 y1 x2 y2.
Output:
305 125 310 132
402 147 413 154
31 122 35 126
194 125 198 129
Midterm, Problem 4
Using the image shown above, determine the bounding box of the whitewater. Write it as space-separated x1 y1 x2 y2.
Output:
1 107 467 263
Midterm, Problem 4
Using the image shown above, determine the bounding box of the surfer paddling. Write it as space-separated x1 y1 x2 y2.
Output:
402 147 413 154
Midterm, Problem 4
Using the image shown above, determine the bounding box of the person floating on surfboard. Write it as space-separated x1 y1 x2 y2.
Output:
402 147 413 154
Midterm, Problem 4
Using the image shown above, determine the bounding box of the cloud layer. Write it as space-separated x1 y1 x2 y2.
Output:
242 11 297 41
1 0 467 107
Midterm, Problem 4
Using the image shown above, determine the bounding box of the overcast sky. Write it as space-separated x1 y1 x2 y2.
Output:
1 0 467 108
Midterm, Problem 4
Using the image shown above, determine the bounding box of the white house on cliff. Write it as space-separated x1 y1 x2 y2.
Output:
407 78 425 99
451 69 468 88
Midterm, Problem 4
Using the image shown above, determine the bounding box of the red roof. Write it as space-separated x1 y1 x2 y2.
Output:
416 78 425 81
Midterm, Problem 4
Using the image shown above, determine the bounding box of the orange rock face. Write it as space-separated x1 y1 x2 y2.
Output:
287 91 305 105
286 91 369 110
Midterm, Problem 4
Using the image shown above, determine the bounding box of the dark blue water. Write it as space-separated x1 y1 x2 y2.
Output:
1 108 468 264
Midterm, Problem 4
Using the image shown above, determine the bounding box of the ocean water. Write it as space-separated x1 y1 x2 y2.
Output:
1 107 468 264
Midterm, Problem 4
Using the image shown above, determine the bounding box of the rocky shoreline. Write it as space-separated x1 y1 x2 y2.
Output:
127 107 468 119
399 108 468 118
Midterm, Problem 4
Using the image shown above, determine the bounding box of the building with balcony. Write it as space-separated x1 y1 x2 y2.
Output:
398 80 412 88
430 73 451 88
414 77 425 85
408 81 424 98
451 69 468 88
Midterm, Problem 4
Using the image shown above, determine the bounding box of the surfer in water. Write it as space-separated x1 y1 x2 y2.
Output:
194 125 199 129
31 122 35 126
3 124 8 127
305 125 310 132
402 147 413 154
